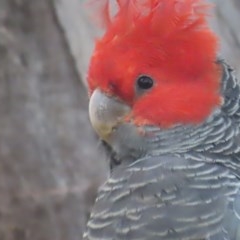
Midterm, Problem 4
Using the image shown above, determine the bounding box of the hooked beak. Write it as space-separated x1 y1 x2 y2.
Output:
89 89 131 142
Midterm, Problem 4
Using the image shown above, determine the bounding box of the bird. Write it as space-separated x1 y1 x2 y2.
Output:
83 0 240 239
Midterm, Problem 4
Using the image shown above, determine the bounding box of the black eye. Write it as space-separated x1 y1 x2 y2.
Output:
137 75 154 90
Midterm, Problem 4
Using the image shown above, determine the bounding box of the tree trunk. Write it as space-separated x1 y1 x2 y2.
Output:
210 0 240 77
0 1 106 240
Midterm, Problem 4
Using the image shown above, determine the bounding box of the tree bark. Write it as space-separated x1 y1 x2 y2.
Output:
0 0 106 240
210 0 240 77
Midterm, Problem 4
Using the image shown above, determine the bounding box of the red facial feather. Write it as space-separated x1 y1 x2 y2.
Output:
88 0 221 127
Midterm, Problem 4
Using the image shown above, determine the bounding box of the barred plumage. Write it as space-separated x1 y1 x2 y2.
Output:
84 60 240 239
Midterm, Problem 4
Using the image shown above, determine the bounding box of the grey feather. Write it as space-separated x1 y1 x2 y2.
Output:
85 60 240 239
84 155 240 240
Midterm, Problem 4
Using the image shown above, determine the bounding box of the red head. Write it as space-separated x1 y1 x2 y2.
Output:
88 0 221 127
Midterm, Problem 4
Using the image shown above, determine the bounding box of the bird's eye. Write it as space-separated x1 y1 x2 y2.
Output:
137 75 154 90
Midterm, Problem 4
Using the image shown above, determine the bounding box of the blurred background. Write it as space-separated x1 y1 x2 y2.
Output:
0 0 239 239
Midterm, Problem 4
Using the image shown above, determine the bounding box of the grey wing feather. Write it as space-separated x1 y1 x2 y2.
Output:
83 155 240 240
